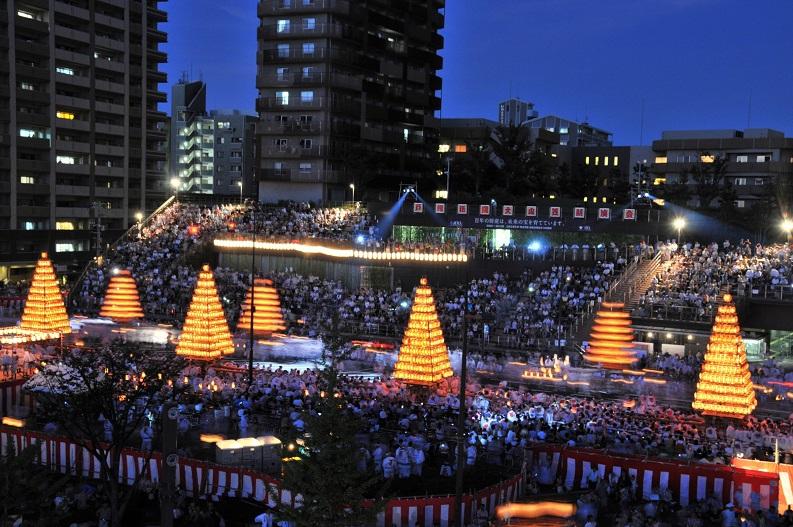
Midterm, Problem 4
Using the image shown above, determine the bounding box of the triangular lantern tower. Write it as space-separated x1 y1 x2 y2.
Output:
100 269 144 322
176 264 235 361
692 293 757 419
237 278 286 335
20 252 70 334
584 301 637 369
394 277 453 385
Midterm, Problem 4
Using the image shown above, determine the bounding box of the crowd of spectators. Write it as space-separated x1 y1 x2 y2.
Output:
637 240 793 321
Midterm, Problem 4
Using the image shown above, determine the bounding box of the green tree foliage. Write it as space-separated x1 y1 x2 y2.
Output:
687 154 730 210
1 439 67 526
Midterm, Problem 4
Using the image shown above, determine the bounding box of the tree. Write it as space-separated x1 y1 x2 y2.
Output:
1 440 67 526
558 164 600 199
686 154 729 210
487 125 534 193
24 342 185 527
455 141 493 197
274 317 385 526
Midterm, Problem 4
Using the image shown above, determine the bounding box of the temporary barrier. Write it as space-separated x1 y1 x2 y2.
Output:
0 379 34 417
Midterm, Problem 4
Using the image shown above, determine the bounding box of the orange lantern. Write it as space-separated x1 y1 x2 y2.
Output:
692 294 756 418
584 302 637 369
237 278 287 336
99 269 144 322
393 277 453 385
20 252 71 334
175 264 235 361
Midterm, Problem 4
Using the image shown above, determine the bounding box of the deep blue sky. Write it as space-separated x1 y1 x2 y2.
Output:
164 0 793 144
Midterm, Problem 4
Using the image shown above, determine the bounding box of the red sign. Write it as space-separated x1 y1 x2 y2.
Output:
413 202 423 213
598 207 611 220
623 208 636 221
502 205 514 216
525 206 537 217
549 207 561 218
479 204 491 215
457 204 468 215
434 203 446 214
573 207 586 219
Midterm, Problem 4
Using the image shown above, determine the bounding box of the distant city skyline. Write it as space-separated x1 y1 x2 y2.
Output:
164 0 793 144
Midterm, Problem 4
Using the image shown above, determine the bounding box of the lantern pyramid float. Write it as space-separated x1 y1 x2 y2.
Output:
393 277 453 385
175 264 235 360
584 301 637 369
99 269 144 322
237 278 286 335
692 294 756 418
20 252 71 334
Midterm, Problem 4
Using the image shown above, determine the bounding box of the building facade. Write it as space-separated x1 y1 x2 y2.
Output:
210 110 256 198
497 98 537 127
526 115 612 147
256 0 444 204
650 129 793 209
0 0 168 277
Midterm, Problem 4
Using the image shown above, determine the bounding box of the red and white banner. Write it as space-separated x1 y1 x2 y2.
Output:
502 205 514 217
434 203 445 214
549 206 561 218
479 205 491 216
525 206 537 217
598 208 611 220
0 379 34 417
456 204 468 215
573 207 586 219
623 208 636 221
413 202 423 213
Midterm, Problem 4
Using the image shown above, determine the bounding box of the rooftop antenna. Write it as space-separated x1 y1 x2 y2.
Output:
747 90 753 129
640 98 645 146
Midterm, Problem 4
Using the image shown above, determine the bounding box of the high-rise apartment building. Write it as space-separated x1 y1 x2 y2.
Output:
526 115 612 147
256 0 444 204
0 0 168 276
497 98 537 127
170 80 257 196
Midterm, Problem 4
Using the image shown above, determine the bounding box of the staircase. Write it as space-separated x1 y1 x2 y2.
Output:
570 252 669 346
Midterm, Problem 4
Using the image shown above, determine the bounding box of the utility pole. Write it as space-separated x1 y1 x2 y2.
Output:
90 201 105 259
247 204 256 388
454 301 469 527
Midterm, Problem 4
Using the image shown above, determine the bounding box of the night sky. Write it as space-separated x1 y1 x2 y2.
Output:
163 0 793 144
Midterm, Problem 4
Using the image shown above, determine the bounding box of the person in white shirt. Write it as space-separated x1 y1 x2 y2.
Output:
411 444 425 476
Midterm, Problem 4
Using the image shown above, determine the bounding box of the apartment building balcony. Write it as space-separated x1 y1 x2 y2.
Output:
95 122 126 136
55 163 90 175
259 47 327 62
147 4 168 22
56 207 89 218
55 48 90 65
15 16 50 35
15 38 49 56
95 144 125 156
257 120 323 135
95 35 125 52
54 25 90 44
147 88 167 103
55 184 90 196
94 12 125 30
18 160 50 172
56 139 90 153
56 118 91 132
259 168 341 183
56 71 91 88
147 25 167 42
147 48 167 63
95 58 125 74
149 70 167 83
17 183 51 195
94 187 125 198
17 206 50 217
258 0 350 16
16 88 49 105
260 145 327 159
18 111 50 128
258 22 343 40
95 165 125 178
95 101 125 114
18 137 51 150
55 94 90 110
54 0 90 18
16 64 50 81
257 96 327 112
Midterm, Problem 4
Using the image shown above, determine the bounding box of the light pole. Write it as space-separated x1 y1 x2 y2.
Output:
445 156 451 199
781 218 793 244
349 183 355 204
673 217 686 245
238 180 243 205
170 177 180 200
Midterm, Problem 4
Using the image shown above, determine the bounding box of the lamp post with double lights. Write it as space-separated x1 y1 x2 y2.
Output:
673 217 686 245
349 183 355 204
170 177 180 200
782 218 793 244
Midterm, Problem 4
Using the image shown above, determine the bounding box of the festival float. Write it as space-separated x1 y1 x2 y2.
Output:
393 277 453 385
99 269 144 322
237 278 286 336
583 301 638 369
692 294 756 418
175 264 235 360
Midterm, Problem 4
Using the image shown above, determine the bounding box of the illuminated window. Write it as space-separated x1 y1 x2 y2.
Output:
299 162 312 173
19 129 36 138
454 144 467 153
19 176 35 184
56 221 75 230
700 155 715 163
735 200 745 208
755 178 765 186
20 82 35 91
275 91 289 105
300 91 313 103
55 242 78 252
735 177 747 186
437 144 450 153
604 156 610 166
594 156 600 166
613 156 619 166
217 121 231 129
653 178 666 186
57 110 75 120
17 10 34 19
277 19 290 33
403 128 409 142
654 156 667 164
56 66 74 76
585 156 590 165
559 127 569 134
56 155 75 164
302 17 316 30
277 44 290 58
434 190 448 199
736 155 749 163
302 42 315 55
757 154 771 162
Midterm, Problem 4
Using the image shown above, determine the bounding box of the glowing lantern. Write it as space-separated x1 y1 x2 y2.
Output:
237 278 287 336
584 302 637 369
20 252 71 334
692 294 756 418
175 264 235 361
187 224 200 236
393 277 453 385
99 269 144 322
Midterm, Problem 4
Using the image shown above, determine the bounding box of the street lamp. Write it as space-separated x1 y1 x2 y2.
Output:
237 181 243 204
781 218 793 243
169 177 180 200
673 217 686 244
134 211 143 222
349 183 355 204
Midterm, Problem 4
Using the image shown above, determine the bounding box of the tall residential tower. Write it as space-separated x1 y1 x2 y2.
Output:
0 0 168 276
256 0 444 203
